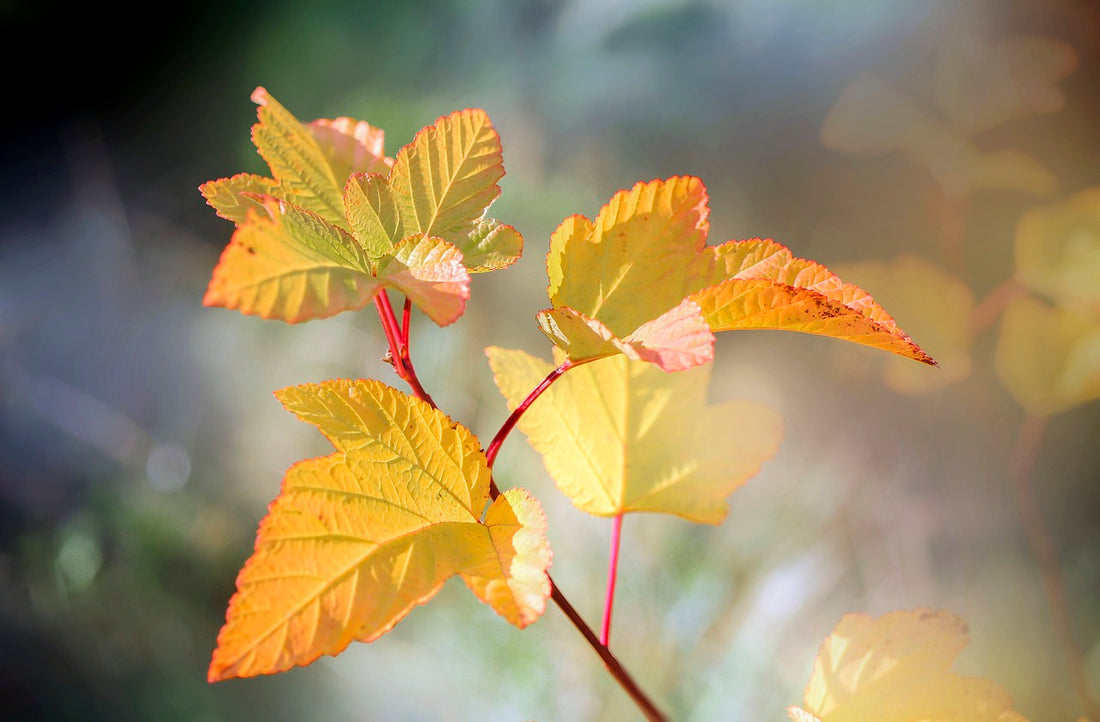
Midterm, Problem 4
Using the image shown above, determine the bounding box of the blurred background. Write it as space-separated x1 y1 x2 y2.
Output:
2 0 1098 719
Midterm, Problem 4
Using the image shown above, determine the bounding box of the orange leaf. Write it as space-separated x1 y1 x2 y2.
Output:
209 380 551 681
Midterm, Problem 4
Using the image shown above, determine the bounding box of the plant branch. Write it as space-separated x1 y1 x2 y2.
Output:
970 277 1027 335
401 297 412 349
550 576 667 722
374 291 436 408
1011 414 1100 721
602 514 624 646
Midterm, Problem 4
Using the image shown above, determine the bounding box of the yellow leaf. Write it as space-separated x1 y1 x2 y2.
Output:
200 173 279 225
542 177 933 370
250 87 346 227
343 172 403 265
389 108 506 247
789 608 1028 722
307 115 393 184
208 380 551 681
994 296 1100 415
376 234 471 327
486 348 782 522
1015 188 1100 315
203 197 378 323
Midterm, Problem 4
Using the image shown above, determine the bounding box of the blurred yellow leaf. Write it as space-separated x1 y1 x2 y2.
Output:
831 256 973 394
821 74 1057 198
933 28 1077 133
487 347 782 523
995 296 1100 415
788 608 1028 722
1015 188 1100 315
209 380 551 681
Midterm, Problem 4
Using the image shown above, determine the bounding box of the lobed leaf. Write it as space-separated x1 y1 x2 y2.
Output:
250 87 346 227
308 115 392 183
344 172 403 265
389 108 505 246
200 173 280 225
541 177 934 370
788 608 1027 722
458 217 524 272
209 380 551 681
487 347 782 522
203 196 378 323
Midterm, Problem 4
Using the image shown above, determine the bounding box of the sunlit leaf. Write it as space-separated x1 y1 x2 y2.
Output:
203 196 377 323
995 296 1100 415
1014 188 1100 314
788 608 1028 722
542 176 933 371
250 87 346 226
308 115 392 183
487 347 782 522
829 256 973 394
376 234 470 326
389 108 505 246
344 172 402 265
209 380 551 681
200 173 280 225
458 217 524 272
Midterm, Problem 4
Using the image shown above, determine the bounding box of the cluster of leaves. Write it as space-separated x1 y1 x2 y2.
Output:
200 89 1029 719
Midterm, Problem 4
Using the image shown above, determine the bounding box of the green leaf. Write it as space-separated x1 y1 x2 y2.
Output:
200 173 280 225
457 217 524 272
203 196 377 323
344 172 403 265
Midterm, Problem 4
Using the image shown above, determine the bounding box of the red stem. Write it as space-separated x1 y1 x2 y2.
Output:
485 360 573 472
602 514 624 646
374 292 436 408
1011 415 1100 721
551 577 667 721
401 298 412 349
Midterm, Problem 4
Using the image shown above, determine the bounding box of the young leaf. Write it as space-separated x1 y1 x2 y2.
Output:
388 108 522 269
203 196 378 323
209 379 551 682
376 234 471 327
487 347 782 522
541 177 934 372
344 172 404 266
200 173 280 225
788 608 1028 722
308 116 393 183
250 87 347 227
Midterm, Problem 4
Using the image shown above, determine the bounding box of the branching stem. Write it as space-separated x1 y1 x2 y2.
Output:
374 291 436 408
602 513 624 646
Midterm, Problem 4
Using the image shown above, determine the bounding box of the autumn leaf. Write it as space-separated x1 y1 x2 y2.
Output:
788 608 1029 722
201 89 522 325
208 379 551 681
487 347 782 522
995 296 1100 416
539 176 933 371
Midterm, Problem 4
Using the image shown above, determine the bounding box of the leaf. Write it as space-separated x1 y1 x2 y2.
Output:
250 87 346 227
994 296 1100 416
344 172 402 265
389 108 505 246
307 116 392 183
486 347 782 522
200 173 280 225
209 380 551 681
827 256 974 394
1014 188 1100 315
376 234 471 327
541 176 933 371
457 217 524 272
788 608 1029 722
203 196 379 323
